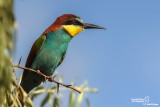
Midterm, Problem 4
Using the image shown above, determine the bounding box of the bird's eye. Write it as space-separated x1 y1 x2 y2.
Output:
64 20 82 25
72 20 77 25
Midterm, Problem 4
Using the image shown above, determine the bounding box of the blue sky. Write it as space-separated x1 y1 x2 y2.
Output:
14 0 160 107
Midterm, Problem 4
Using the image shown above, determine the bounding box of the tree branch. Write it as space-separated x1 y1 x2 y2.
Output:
10 61 82 94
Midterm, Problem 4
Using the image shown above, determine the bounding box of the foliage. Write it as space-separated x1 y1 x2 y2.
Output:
29 74 98 107
0 0 15 106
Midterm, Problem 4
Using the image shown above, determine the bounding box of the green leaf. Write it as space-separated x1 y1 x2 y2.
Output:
69 92 76 107
41 93 51 107
35 85 45 91
86 97 91 107
49 92 52 105
51 86 57 90
58 76 62 83
31 85 45 100
25 97 34 107
50 86 57 94
77 93 83 107
53 97 59 107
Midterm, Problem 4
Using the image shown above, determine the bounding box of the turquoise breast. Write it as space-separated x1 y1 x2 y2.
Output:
31 29 72 76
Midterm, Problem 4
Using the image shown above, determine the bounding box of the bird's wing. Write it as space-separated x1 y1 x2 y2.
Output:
20 35 46 93
22 34 46 78
25 34 46 68
57 52 66 67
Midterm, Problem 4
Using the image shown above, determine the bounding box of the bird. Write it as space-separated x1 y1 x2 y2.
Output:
20 14 106 93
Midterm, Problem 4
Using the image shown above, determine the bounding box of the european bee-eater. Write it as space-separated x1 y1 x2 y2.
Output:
21 14 105 93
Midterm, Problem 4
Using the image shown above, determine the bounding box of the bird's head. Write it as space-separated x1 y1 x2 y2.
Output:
43 14 106 37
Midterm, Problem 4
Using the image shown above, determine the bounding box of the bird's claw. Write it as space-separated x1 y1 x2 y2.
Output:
37 70 48 82
37 70 40 74
44 76 47 82
48 75 57 82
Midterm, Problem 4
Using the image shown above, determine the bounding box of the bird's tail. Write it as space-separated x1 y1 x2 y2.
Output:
20 70 43 93
20 76 42 93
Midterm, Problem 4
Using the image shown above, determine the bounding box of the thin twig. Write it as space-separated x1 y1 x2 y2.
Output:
49 76 81 93
18 56 22 65
10 62 82 93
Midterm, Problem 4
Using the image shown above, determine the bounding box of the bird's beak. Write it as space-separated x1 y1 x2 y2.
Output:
83 23 106 30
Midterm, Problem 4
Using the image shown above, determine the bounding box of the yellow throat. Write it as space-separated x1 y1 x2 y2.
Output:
63 25 84 37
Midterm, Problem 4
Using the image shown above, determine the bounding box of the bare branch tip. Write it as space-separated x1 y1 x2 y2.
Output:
18 56 22 65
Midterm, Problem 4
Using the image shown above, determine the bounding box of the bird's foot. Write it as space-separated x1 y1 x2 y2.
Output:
48 75 60 93
48 75 57 82
37 70 48 82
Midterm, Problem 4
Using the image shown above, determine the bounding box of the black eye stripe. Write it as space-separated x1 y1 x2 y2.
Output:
64 20 83 25
64 20 73 25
